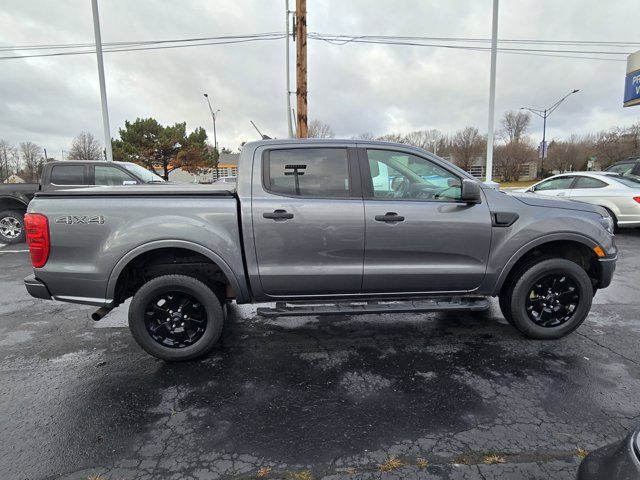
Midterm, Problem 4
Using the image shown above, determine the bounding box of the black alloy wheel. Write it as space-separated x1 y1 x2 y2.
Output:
525 274 580 328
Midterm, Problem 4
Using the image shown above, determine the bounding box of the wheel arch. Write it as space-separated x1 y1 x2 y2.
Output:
106 239 249 306
0 195 29 213
492 233 602 296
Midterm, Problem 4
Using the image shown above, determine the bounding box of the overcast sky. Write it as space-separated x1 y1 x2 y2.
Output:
1 0 638 157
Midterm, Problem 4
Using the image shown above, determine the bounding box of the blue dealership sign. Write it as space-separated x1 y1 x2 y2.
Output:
624 50 640 108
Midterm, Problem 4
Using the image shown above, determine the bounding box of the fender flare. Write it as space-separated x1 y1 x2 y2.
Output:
105 239 249 304
0 194 29 211
491 231 600 295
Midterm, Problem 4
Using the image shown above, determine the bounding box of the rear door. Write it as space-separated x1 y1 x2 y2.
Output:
251 146 365 296
359 147 492 293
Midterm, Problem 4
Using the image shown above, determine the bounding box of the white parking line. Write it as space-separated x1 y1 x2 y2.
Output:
0 249 29 253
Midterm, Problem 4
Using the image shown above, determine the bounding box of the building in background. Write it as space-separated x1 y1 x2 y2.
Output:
214 153 239 180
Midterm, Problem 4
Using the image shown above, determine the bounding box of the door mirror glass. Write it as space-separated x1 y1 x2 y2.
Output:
461 179 482 204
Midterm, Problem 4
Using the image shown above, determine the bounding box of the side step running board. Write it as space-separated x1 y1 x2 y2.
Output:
256 297 490 318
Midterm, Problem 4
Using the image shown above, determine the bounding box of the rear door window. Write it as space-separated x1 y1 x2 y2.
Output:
50 165 86 185
573 176 607 189
265 148 350 198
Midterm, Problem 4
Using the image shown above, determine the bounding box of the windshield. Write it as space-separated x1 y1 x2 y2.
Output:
604 173 640 188
121 163 165 183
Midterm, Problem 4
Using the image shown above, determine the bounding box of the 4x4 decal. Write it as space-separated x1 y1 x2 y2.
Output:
54 215 105 225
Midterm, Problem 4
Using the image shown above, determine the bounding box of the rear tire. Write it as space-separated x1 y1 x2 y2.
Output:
128 274 224 361
503 258 593 339
0 210 26 244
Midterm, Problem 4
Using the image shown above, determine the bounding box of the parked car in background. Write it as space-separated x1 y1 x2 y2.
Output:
577 425 640 479
213 176 237 185
520 172 640 229
605 156 640 177
0 160 164 244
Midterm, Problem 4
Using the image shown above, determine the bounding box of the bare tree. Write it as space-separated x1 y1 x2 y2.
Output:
450 127 485 171
403 129 442 151
308 119 335 139
547 135 591 172
494 140 536 181
500 110 531 143
0 140 19 182
19 142 43 182
351 132 376 140
376 133 405 143
68 131 103 160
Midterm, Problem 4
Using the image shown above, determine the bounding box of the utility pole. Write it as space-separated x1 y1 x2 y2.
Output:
484 0 499 187
91 0 113 162
295 0 308 138
285 0 294 137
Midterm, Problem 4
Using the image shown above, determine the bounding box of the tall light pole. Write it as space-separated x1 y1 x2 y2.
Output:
91 0 113 162
203 93 220 151
521 89 579 178
484 0 499 186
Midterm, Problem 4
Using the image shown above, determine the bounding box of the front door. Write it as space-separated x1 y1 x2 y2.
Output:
252 146 365 296
360 148 492 293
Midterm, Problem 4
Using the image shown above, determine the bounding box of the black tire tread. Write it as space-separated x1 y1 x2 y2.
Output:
128 274 224 361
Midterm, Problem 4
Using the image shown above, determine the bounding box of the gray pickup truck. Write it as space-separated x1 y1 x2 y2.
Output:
0 160 164 244
24 139 617 361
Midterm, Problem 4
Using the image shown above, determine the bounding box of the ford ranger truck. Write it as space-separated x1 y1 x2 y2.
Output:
23 140 617 361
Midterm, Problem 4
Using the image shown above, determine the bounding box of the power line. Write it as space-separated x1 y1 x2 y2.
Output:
0 31 631 62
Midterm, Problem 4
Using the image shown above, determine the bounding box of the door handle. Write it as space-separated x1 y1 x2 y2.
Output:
556 192 566 197
263 209 294 220
375 212 405 223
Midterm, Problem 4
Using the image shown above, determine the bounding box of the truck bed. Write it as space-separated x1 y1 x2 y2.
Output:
34 183 235 197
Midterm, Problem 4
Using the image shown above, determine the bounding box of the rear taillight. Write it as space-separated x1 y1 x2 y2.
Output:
24 213 50 268
634 197 640 204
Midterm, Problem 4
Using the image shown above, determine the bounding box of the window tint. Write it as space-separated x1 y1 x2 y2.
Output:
50 165 85 185
534 176 574 191
95 166 137 186
573 176 607 189
267 148 350 197
366 149 461 201
606 163 634 175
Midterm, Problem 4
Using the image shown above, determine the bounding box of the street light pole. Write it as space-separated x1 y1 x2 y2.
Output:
91 0 113 162
521 89 579 178
485 0 499 186
203 93 219 151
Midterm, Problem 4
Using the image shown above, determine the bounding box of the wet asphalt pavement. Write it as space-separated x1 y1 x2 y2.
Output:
1 234 639 480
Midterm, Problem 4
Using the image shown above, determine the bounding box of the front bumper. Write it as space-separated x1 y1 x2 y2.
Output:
24 274 52 300
577 428 640 479
597 256 617 289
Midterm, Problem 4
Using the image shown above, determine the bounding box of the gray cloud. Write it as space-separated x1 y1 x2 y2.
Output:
0 0 637 156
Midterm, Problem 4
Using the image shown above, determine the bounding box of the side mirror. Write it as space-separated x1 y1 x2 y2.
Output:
461 179 482 204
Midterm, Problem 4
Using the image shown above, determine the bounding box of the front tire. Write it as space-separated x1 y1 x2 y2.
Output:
502 258 593 339
0 210 26 244
128 274 224 361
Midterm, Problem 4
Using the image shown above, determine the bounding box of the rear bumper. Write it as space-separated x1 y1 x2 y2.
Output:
24 274 52 300
597 256 617 289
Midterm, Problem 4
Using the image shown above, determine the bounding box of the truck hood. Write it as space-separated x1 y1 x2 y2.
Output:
510 192 606 216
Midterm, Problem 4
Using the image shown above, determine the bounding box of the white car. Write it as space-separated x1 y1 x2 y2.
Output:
213 176 237 185
522 171 640 228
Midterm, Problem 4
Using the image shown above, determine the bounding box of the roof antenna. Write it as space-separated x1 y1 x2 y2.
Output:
250 121 271 140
